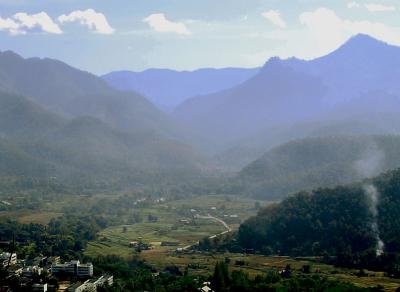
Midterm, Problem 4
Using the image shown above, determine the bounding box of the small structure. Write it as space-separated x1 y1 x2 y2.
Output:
22 266 43 277
0 252 17 267
161 241 179 247
67 280 95 292
200 282 214 292
129 241 139 248
90 275 114 287
32 283 48 292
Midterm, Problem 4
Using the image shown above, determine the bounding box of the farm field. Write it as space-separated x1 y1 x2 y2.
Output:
85 195 263 258
142 252 400 291
83 194 400 291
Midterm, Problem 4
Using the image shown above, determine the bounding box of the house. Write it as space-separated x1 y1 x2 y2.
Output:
200 282 214 292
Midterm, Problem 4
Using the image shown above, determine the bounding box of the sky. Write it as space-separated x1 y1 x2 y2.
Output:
0 0 399 75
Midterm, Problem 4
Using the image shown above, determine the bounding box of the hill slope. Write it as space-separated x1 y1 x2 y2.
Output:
233 135 400 199
0 51 182 139
102 68 259 110
174 35 400 152
0 91 204 187
238 168 400 268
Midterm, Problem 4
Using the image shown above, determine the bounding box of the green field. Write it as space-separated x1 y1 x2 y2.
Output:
85 195 263 258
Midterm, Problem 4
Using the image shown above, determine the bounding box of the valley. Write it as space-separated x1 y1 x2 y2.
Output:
0 11 400 290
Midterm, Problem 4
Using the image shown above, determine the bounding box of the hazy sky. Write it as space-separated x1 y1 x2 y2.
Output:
0 0 399 74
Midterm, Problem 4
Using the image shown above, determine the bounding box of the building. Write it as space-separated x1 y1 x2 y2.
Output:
200 282 214 292
0 252 17 267
22 266 43 277
67 280 96 292
32 283 48 292
52 260 93 277
77 263 94 277
90 275 114 288
47 256 60 265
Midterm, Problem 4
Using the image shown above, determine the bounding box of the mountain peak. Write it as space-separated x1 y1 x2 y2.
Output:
336 34 396 53
347 34 386 45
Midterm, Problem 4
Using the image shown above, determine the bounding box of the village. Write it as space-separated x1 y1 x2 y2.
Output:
0 252 113 291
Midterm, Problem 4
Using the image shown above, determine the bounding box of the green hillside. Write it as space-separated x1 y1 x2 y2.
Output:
234 135 400 199
0 91 204 188
238 168 400 270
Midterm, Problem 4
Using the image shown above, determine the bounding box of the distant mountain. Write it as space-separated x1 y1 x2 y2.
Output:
174 34 400 152
102 68 259 110
213 112 400 171
0 51 182 139
0 91 205 186
232 135 400 200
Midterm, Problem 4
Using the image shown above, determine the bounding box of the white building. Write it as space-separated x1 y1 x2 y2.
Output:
90 275 114 288
67 280 96 292
0 252 17 267
52 260 93 277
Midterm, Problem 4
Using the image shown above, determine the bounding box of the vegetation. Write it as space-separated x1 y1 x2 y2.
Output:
236 168 400 272
232 135 400 199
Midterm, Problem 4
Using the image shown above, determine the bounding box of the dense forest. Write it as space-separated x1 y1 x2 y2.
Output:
234 168 400 271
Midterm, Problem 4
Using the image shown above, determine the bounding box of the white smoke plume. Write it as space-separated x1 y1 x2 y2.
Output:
354 142 385 178
354 141 385 256
363 184 384 256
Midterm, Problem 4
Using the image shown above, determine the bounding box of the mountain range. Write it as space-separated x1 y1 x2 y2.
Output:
102 68 259 111
2 33 400 193
0 53 206 188
173 34 400 154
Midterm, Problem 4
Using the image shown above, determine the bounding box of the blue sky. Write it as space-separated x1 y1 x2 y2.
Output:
0 0 399 74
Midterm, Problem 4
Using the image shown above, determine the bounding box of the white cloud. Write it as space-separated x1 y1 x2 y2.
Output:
0 12 62 35
262 10 287 29
0 17 21 35
365 3 396 12
14 12 62 34
347 2 360 8
143 13 191 35
58 9 115 35
347 2 396 12
299 7 400 57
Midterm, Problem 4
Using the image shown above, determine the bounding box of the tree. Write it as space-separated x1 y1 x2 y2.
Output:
211 262 230 292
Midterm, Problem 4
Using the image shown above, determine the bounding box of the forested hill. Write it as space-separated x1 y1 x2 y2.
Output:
232 135 400 200
0 50 183 139
237 168 400 269
0 90 205 188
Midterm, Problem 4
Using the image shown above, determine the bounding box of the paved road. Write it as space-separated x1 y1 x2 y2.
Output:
181 214 232 250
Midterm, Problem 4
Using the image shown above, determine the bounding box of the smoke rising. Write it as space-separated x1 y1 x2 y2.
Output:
363 184 384 256
354 141 385 256
354 142 385 178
